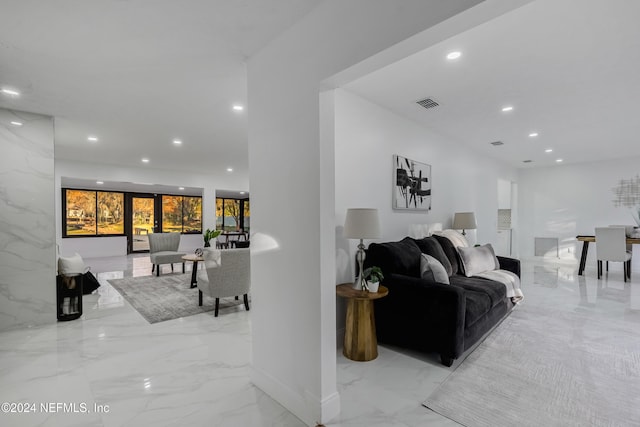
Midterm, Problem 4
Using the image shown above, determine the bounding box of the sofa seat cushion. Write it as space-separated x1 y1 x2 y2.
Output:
449 275 507 328
150 251 187 264
366 237 422 277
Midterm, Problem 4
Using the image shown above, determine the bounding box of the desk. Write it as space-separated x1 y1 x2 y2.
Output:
336 283 389 362
182 254 204 288
576 235 640 275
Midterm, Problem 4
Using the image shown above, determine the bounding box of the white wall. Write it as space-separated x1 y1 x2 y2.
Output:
55 159 248 257
247 1 533 424
334 89 518 304
518 156 640 262
0 108 56 332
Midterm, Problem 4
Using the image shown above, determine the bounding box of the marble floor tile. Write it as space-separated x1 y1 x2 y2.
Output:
0 253 638 426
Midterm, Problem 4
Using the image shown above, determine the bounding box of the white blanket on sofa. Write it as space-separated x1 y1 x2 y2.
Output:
474 269 524 304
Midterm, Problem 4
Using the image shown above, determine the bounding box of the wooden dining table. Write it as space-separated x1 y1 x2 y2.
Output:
576 235 640 275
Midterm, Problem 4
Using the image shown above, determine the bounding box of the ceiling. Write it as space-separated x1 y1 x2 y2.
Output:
3 1 639 176
0 0 320 177
343 0 640 169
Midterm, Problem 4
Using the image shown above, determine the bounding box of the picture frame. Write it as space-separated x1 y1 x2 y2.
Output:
393 154 431 211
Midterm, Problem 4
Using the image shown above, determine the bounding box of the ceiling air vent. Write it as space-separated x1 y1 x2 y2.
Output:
523 160 533 163
416 98 439 110
490 141 504 146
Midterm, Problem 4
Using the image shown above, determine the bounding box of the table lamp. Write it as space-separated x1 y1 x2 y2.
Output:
452 212 477 236
343 208 381 291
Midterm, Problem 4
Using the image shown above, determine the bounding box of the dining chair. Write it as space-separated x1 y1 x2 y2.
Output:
595 227 632 282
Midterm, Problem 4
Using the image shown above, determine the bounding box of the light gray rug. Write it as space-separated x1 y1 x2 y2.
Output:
108 274 246 324
423 305 640 427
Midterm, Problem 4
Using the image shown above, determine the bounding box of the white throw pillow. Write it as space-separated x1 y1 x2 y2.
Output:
426 222 443 235
420 254 450 284
457 244 499 277
409 223 445 239
434 229 469 248
409 224 425 239
58 253 86 275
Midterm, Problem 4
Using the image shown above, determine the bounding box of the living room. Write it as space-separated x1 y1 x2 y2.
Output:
2 1 640 426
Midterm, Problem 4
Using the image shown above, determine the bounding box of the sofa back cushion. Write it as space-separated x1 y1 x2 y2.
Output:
432 234 461 276
412 237 453 277
366 237 422 277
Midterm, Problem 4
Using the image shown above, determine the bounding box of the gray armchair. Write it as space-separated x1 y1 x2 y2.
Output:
197 248 250 316
148 232 187 276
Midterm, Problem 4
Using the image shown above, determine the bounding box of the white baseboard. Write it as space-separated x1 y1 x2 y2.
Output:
251 366 340 426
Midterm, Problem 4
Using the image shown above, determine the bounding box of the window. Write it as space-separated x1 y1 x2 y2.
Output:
183 196 202 233
162 195 203 234
64 189 124 236
162 195 183 233
65 190 97 235
243 199 250 232
97 192 124 235
63 188 202 238
216 197 250 232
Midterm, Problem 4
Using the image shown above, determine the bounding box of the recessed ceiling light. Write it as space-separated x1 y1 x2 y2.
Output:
179 187 185 190
446 51 461 60
232 105 244 111
556 158 563 163
1 88 20 96
10 121 23 126
142 158 150 163
96 181 104 185
545 149 553 153
528 132 539 138
173 139 182 145
501 106 514 112
226 167 233 172
88 136 98 142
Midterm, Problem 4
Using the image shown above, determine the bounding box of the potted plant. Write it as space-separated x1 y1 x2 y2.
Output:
362 266 384 292
203 228 221 248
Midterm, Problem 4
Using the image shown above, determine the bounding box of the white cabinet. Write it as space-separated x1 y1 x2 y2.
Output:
497 179 512 209
495 229 512 256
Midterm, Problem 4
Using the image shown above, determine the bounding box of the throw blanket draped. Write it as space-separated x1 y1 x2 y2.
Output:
474 269 524 303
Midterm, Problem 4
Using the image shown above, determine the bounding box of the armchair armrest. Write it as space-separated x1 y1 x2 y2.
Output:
497 256 520 278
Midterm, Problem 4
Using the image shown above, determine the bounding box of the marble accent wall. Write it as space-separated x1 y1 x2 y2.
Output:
0 108 56 331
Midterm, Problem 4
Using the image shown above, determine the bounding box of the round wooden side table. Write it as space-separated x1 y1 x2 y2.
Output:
182 254 204 288
336 283 389 362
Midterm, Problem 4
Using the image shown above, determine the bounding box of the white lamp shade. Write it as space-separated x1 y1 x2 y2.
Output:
343 208 381 239
452 212 477 230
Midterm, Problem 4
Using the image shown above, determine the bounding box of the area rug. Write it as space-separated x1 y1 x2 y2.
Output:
423 304 640 427
107 274 246 324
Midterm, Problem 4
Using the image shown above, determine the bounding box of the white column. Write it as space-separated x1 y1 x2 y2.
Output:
0 108 56 331
247 1 530 424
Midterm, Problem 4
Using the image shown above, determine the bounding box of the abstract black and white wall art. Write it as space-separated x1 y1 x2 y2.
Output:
393 154 431 210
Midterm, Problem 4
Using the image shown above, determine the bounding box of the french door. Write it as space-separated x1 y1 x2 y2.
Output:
127 194 161 253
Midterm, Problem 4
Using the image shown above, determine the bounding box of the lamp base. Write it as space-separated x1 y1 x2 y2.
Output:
354 240 369 291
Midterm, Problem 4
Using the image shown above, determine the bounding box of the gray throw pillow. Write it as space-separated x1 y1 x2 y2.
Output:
413 236 453 277
420 254 450 284
457 244 499 277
